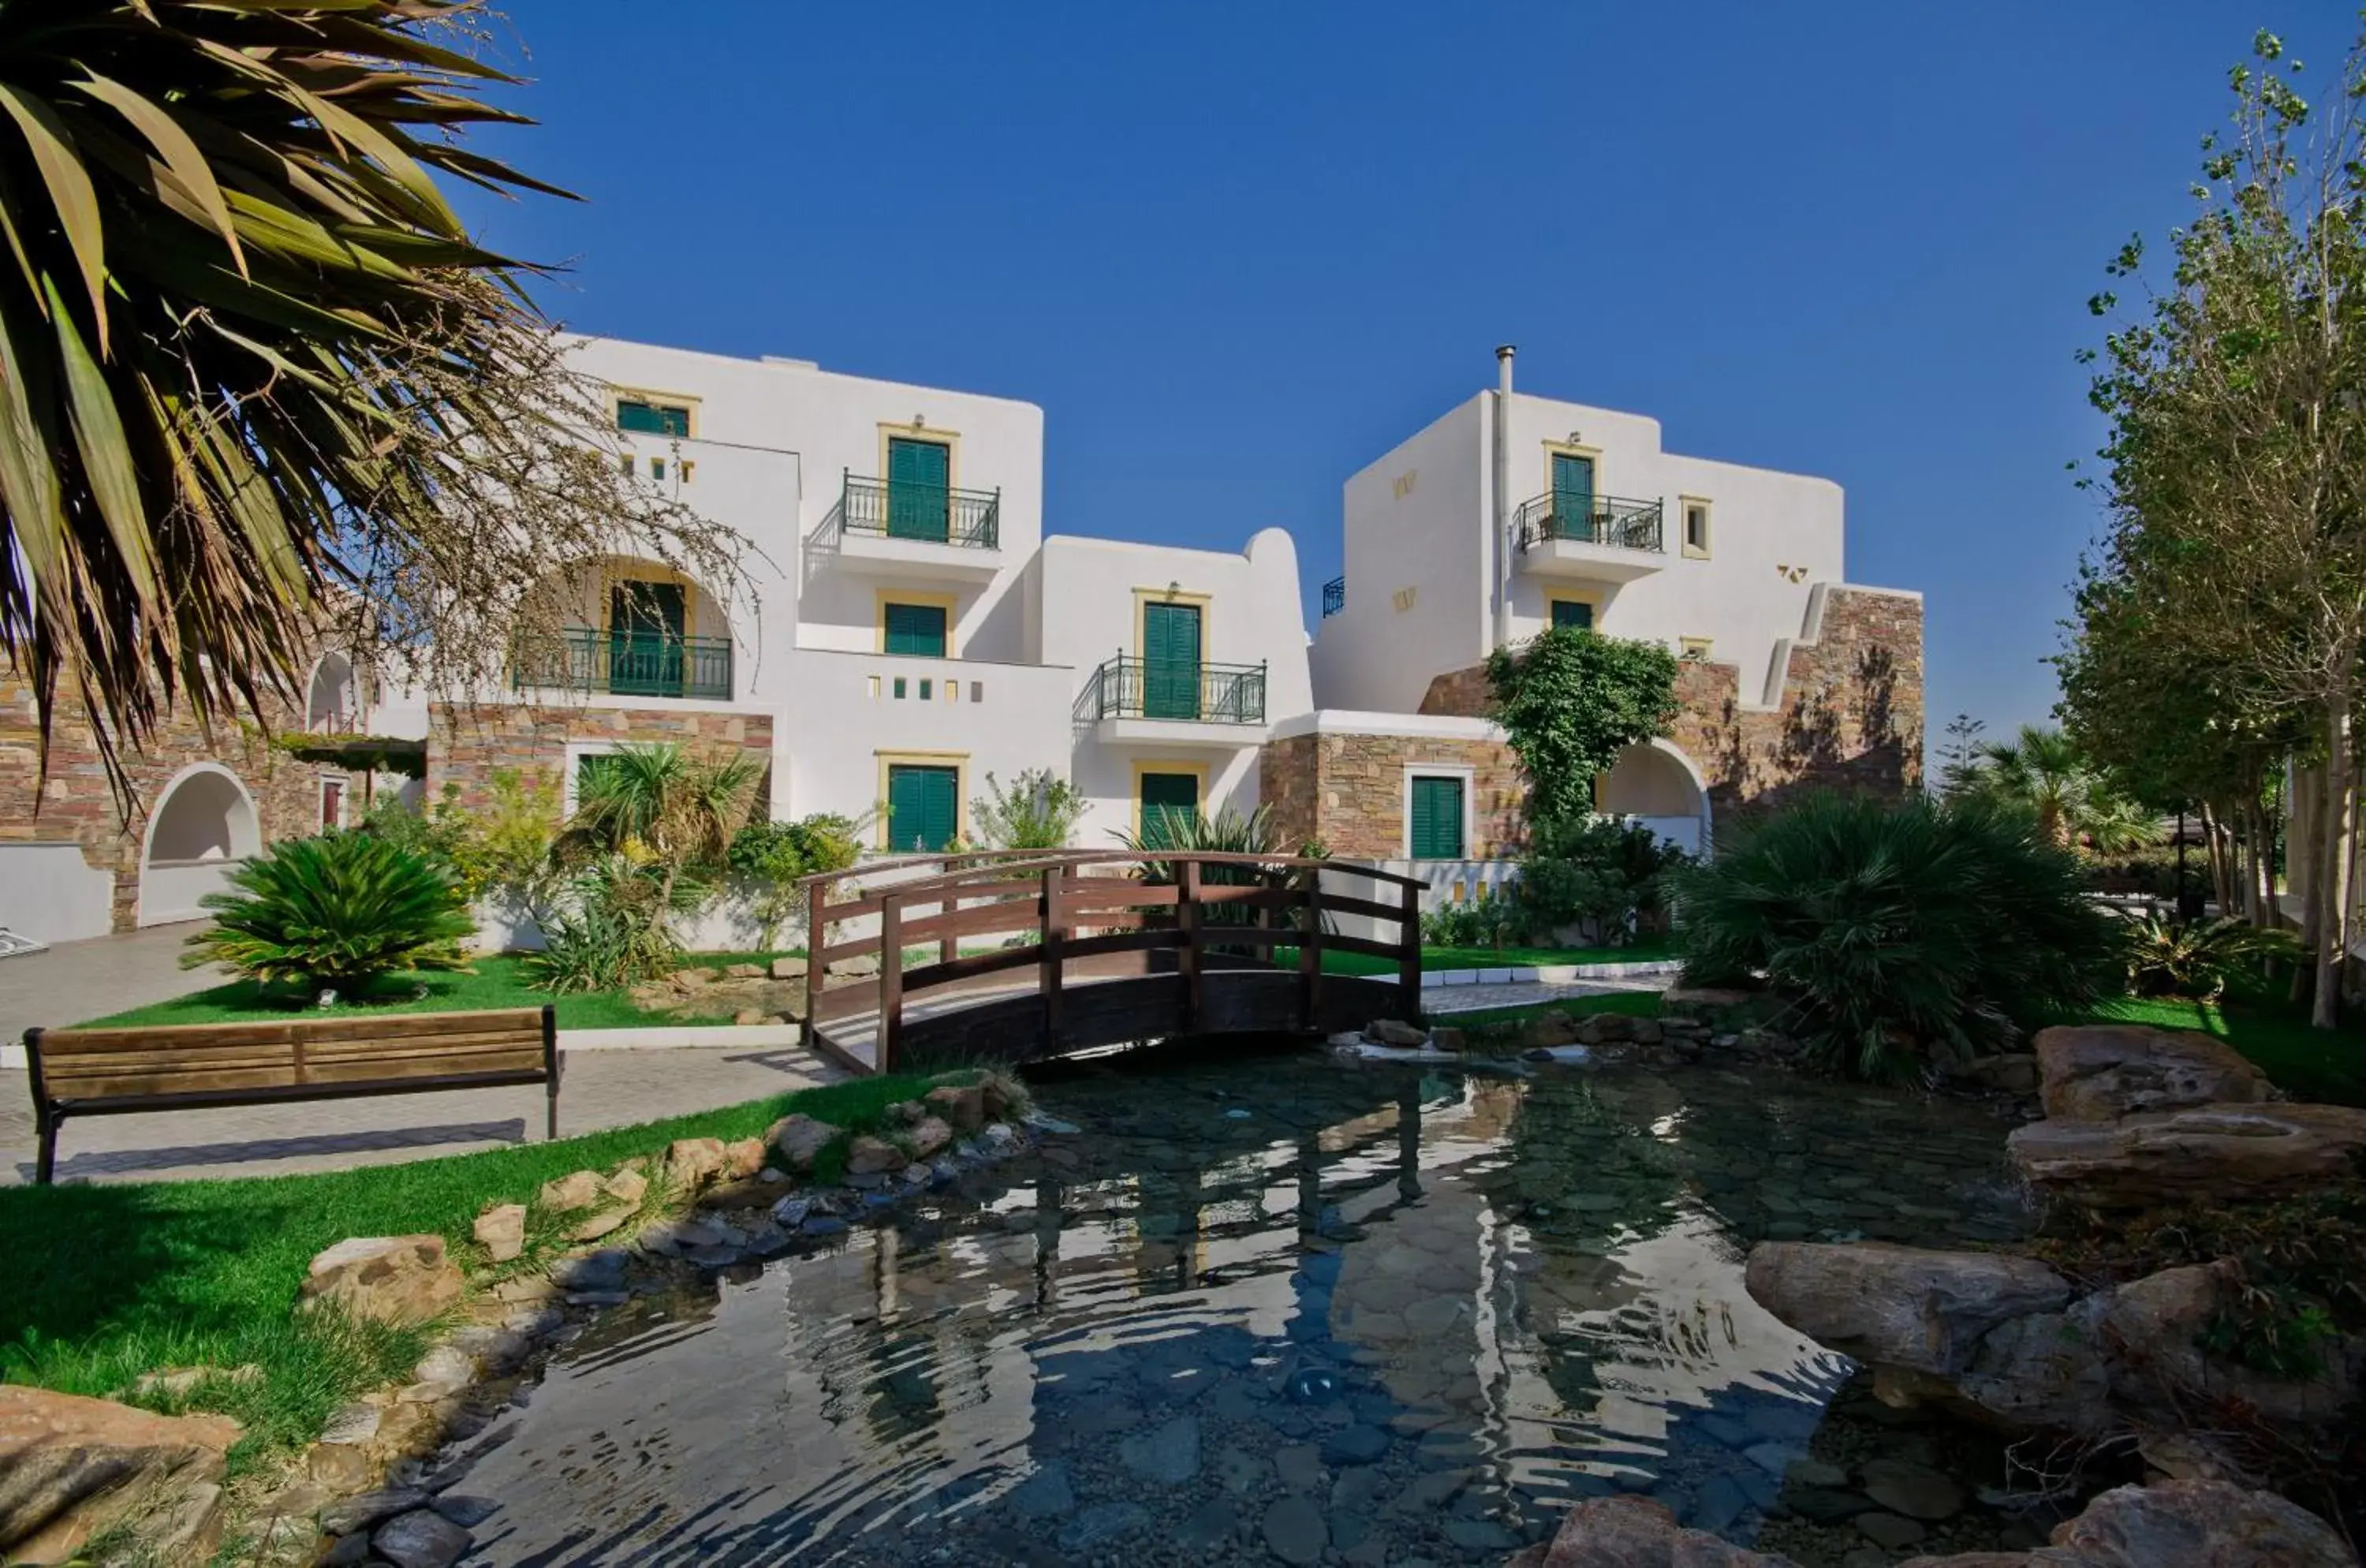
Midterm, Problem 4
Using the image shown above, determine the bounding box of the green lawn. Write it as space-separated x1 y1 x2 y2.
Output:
0 1073 943 1470
1278 937 1677 978
1425 990 1666 1032
74 950 800 1032
2080 986 2366 1107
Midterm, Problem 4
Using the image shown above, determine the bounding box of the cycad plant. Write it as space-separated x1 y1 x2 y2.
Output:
183 832 473 994
1675 793 2122 1081
2123 914 2305 1001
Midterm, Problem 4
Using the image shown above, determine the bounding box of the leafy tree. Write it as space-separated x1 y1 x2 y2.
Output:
1933 713 1987 800
1483 627 1680 829
1515 817 1689 946
0 0 740 781
726 812 864 949
971 768 1088 850
183 833 472 995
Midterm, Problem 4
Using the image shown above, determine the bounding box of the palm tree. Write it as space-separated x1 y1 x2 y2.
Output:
0 2 732 782
1972 724 2156 852
561 742 763 914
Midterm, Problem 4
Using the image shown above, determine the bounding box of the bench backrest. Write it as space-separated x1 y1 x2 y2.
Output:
28 1006 554 1109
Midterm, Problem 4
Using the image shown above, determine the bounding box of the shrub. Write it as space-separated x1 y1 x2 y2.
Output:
1422 887 1521 949
727 813 866 949
523 855 689 994
2123 914 2304 1000
182 834 474 995
1673 793 2121 1081
1484 627 1681 828
971 768 1088 850
1517 817 1689 946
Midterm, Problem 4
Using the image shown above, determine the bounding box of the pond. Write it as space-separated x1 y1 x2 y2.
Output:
444 1043 2039 1566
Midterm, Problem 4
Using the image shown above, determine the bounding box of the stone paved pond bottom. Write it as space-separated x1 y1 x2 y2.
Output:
446 1043 2041 1566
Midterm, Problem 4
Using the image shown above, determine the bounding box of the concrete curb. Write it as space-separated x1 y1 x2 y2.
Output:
1419 959 1681 987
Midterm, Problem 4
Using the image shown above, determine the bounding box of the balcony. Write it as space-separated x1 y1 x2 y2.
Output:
826 471 1004 582
1513 492 1667 584
1322 577 1345 618
1075 655 1267 749
513 628 734 702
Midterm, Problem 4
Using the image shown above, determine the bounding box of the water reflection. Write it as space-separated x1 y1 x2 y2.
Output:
453 1047 2028 1566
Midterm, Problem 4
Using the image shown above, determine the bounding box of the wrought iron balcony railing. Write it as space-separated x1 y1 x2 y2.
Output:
841 471 1001 549
513 627 734 701
1073 655 1267 725
1514 492 1665 554
1322 577 1345 618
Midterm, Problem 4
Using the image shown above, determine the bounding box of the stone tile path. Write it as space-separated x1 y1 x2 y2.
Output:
0 1044 842 1188
0 924 229 1063
1424 974 1674 1015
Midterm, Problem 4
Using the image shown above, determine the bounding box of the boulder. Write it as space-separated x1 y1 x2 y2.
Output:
733 1008 767 1026
0 1386 242 1564
924 1083 987 1133
1520 1014 1579 1050
670 967 715 988
771 955 808 981
1661 985 1759 1016
827 953 880 980
472 1204 527 1264
2079 1262 2360 1425
536 1170 603 1212
1521 1495 1801 1566
767 1113 842 1171
297 1236 464 1328
2008 1103 2366 1208
907 1117 954 1160
1744 1242 2071 1376
603 1167 649 1208
845 1136 904 1175
2034 1025 2275 1122
2037 1478 2351 1566
724 962 767 980
1367 1017 1427 1047
722 1137 767 1181
372 1506 474 1568
1961 1054 2040 1095
1953 1310 2112 1434
660 1137 732 1192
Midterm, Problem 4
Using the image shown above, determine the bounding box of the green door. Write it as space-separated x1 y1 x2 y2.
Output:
1551 452 1596 542
609 580 686 696
886 764 960 853
1409 775 1466 860
886 437 951 541
1138 771 1200 849
1551 599 1594 632
883 600 948 657
1141 601 1202 719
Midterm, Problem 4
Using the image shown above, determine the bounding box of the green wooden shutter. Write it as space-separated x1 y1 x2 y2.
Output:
1410 776 1465 860
883 601 948 656
887 764 960 852
1551 599 1594 632
886 438 951 541
1551 452 1596 540
609 581 687 696
1138 771 1200 849
618 400 690 437
1142 602 1202 719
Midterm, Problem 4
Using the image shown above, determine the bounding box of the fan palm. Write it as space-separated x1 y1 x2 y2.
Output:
1971 724 2157 853
0 2 731 782
559 742 763 910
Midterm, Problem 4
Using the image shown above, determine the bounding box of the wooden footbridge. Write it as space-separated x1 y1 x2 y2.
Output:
795 850 1424 1075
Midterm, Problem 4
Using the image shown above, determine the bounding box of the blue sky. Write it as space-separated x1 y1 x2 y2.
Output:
454 2 2357 745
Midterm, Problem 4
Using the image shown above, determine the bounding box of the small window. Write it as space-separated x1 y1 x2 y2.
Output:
618 454 634 476
1680 637 1713 662
617 398 692 438
649 457 666 482
970 681 984 703
1550 599 1594 632
883 601 949 658
868 675 881 700
920 678 934 700
680 460 696 485
1409 775 1466 860
320 777 345 832
1682 500 1711 558
893 677 908 700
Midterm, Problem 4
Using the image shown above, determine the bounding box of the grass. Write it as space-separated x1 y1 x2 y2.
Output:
1275 937 1677 978
73 950 800 1032
2078 981 2366 1107
0 1073 945 1472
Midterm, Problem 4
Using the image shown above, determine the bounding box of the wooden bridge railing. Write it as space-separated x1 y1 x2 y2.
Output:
793 851 1424 1073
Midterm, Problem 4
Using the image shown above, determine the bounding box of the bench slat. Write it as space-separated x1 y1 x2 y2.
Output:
36 1008 546 1055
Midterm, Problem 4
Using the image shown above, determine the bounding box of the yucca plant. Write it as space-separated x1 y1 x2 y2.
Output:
0 1 738 780
2124 913 2305 1000
1674 793 2122 1082
183 831 473 993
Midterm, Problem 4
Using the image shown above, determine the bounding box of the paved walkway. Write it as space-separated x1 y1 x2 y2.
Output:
0 1044 841 1188
0 924 229 1060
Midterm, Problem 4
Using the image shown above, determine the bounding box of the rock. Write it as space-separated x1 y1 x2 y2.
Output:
1856 1512 1928 1549
319 1488 428 1536
1430 1025 1467 1051
547 1248 628 1293
768 1114 842 1171
1368 1017 1427 1047
827 953 880 980
886 1099 925 1126
2008 1102 2366 1208
2038 1478 2352 1567
297 1236 464 1328
670 967 715 987
1528 1495 1799 1566
906 1116 954 1160
0 1386 242 1564
924 1083 987 1133
372 1506 473 1568
1007 1459 1077 1520
569 1211 629 1242
725 962 767 979
1663 985 1758 1014
1954 1309 2111 1434
722 1137 767 1180
1962 1054 2040 1094
733 1007 767 1025
1262 1495 1330 1565
1521 1014 1580 1049
1320 1424 1391 1466
472 1204 526 1264
660 1137 731 1192
771 955 808 980
1859 1459 1965 1521
431 1494 499 1527
1744 1242 2070 1376
536 1169 604 1211
1629 1019 1663 1044
603 1167 649 1208
2083 1261 2358 1424
845 1136 904 1175
1058 1501 1151 1551
2035 1024 2275 1122
411 1346 476 1392
1118 1414 1201 1484
125 1363 261 1400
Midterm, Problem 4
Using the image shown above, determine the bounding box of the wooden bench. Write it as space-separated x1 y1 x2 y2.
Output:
21 1006 559 1185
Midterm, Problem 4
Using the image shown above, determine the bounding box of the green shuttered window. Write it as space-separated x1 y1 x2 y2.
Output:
886 437 953 540
1142 601 1202 719
1551 599 1594 631
1138 771 1200 849
886 764 960 853
618 399 691 438
883 601 948 657
1409 775 1466 860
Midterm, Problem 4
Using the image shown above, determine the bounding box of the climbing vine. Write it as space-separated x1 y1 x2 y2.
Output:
1484 627 1681 827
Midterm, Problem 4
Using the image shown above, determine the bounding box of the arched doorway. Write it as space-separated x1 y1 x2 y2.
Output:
307 651 357 732
140 763 261 926
1602 741 1712 858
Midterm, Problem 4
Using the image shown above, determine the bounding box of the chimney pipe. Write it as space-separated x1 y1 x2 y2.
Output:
1492 345 1516 651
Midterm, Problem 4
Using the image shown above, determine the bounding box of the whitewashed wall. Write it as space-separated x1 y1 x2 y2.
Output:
0 844 117 943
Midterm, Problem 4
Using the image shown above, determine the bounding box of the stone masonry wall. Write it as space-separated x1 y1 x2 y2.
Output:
1411 585 1924 828
1260 731 1525 862
0 671 349 931
427 703 774 814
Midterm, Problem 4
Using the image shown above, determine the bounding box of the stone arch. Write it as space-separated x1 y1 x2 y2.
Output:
138 762 262 926
307 650 357 732
1603 739 1713 857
